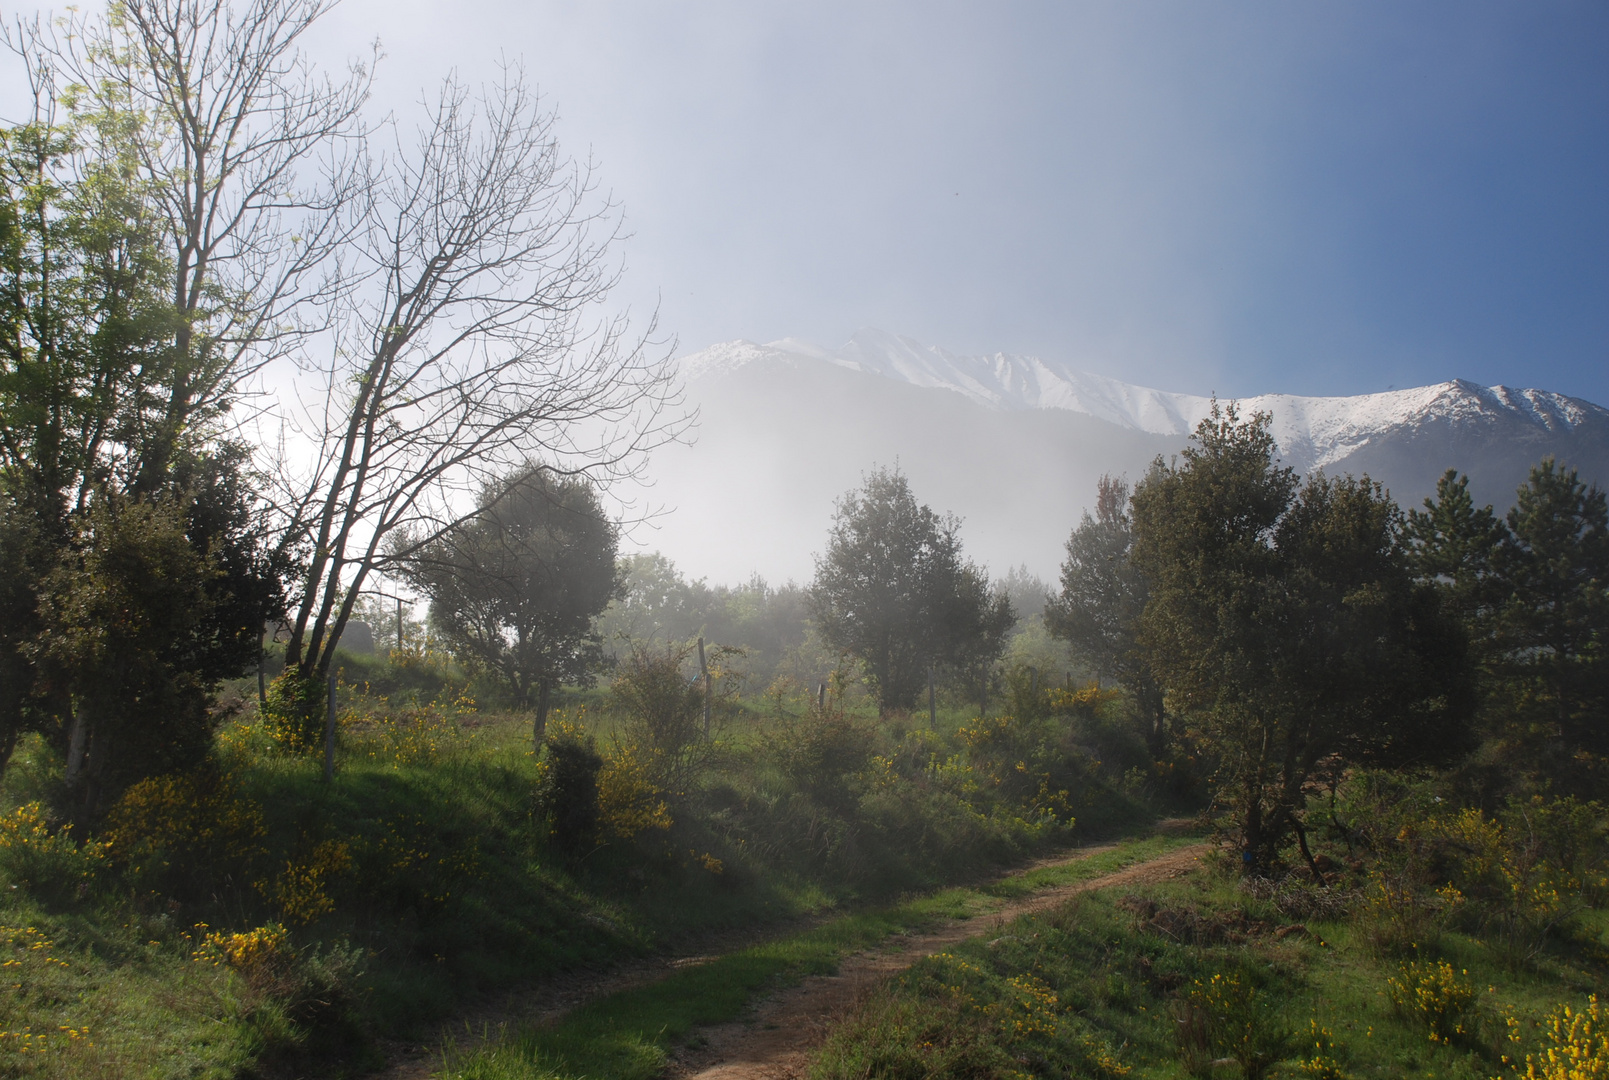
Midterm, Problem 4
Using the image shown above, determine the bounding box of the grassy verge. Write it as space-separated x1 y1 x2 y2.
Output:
0 655 1170 1078
441 833 1195 1080
810 858 1609 1080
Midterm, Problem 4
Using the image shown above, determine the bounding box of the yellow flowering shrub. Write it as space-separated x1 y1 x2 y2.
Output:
1297 1019 1349 1079
1178 973 1290 1079
0 802 105 897
341 686 475 768
103 765 267 898
597 745 673 841
193 923 292 973
1388 959 1478 1044
266 839 353 925
1507 996 1609 1080
1044 682 1113 716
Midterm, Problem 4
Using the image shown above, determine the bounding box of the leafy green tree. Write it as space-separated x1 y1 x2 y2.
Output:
810 467 1012 714
1046 475 1170 757
402 467 619 738
1132 405 1472 873
0 107 283 804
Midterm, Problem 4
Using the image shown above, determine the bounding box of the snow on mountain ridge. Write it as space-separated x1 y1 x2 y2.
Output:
677 331 1606 474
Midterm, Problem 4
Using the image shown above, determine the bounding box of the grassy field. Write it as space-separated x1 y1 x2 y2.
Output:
810 855 1609 1080
0 654 1157 1078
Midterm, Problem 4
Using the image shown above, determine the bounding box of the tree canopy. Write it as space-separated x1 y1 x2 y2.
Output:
1409 460 1609 796
402 467 619 736
1130 405 1473 872
811 467 1012 714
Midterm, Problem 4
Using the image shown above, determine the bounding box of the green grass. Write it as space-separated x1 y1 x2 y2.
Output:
809 859 1609 1080
0 899 269 1079
0 668 1170 1079
441 833 1195 1080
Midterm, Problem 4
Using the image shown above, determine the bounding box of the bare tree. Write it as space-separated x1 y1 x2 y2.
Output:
11 0 375 488
276 66 687 682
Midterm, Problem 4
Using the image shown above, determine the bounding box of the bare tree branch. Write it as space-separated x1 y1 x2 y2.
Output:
276 64 690 678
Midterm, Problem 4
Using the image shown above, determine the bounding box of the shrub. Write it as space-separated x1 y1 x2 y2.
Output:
1509 995 1609 1080
1176 972 1290 1080
608 641 733 796
262 670 327 753
1295 1019 1349 1079
1386 959 1477 1045
539 718 605 856
103 763 267 902
194 922 295 985
596 745 672 843
342 694 468 768
770 706 874 810
0 801 105 902
269 839 354 925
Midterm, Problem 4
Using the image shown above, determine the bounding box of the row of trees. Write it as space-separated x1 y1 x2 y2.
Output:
1048 404 1607 872
0 0 682 814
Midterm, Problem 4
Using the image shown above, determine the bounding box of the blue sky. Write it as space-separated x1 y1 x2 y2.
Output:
12 1 1608 404
304 0 1608 403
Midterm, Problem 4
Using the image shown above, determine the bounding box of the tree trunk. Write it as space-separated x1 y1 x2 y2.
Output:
64 707 89 788
1291 811 1326 886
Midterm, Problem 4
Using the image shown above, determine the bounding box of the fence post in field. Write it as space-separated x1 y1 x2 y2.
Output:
698 637 712 739
324 674 337 782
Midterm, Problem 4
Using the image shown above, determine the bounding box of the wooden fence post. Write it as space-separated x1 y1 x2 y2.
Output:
324 674 336 783
698 637 712 740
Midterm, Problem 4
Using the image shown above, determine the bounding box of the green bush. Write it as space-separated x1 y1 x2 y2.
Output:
262 670 327 753
0 801 104 904
540 722 604 858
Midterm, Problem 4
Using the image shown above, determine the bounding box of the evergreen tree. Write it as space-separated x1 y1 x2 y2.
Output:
1414 460 1609 794
1046 475 1169 756
1132 405 1472 873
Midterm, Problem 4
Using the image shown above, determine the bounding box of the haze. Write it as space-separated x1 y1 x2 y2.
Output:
7 0 1605 585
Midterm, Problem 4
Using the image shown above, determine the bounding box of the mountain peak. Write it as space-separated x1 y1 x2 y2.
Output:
676 331 1608 475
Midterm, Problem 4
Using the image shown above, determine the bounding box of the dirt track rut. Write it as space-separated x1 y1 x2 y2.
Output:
375 837 1209 1080
665 841 1209 1080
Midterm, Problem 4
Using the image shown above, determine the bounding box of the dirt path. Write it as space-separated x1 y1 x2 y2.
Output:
373 835 1207 1080
666 841 1209 1080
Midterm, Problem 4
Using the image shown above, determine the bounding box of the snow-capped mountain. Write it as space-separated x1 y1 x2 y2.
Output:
680 329 1608 476
637 330 1609 586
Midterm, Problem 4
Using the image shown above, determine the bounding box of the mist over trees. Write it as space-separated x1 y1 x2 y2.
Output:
810 467 1014 714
